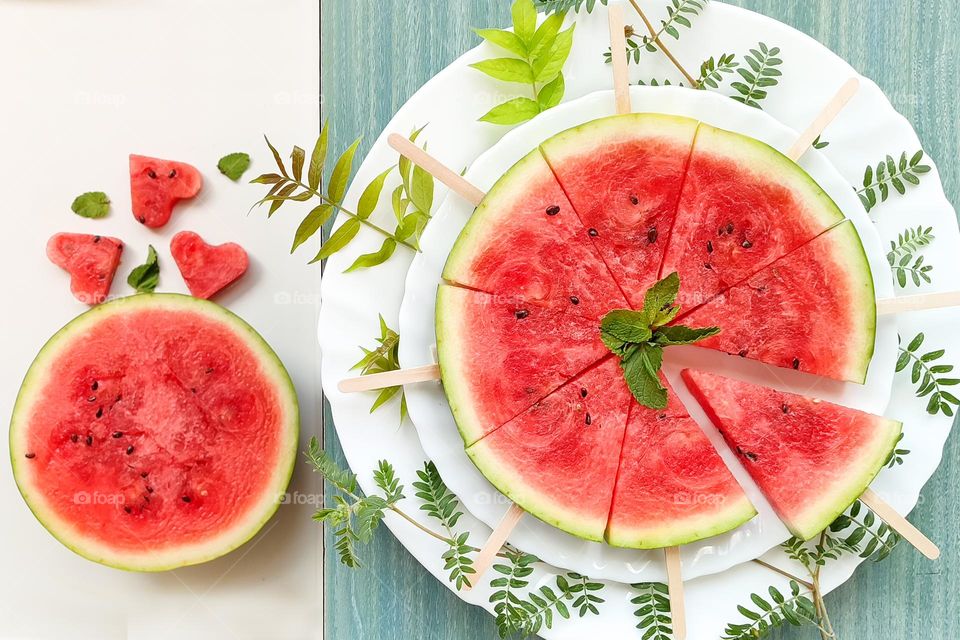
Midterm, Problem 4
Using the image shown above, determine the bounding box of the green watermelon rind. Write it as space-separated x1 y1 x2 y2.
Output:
9 293 300 572
787 416 902 541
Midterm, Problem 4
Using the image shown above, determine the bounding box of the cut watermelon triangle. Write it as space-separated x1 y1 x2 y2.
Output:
436 285 611 445
442 148 629 316
674 220 877 383
682 369 902 541
605 378 756 548
540 114 699 309
660 123 845 311
466 356 633 541
47 233 124 305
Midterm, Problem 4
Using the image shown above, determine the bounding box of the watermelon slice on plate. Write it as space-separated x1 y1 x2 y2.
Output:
442 148 628 316
465 357 632 541
130 155 203 228
606 379 756 549
46 233 124 305
660 124 845 311
9 294 299 570
436 284 609 445
170 231 249 299
540 114 698 308
682 369 901 540
676 220 876 383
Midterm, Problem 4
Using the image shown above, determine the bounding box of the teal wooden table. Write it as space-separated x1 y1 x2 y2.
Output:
320 1 960 637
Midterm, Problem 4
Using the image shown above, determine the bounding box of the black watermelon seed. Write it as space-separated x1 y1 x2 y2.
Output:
24 452 36 459
87 396 97 403
85 435 93 446
585 413 592 425
792 357 801 370
726 222 734 234
703 263 713 270
96 407 103 419
580 388 588 398
569 296 580 305
782 404 790 414
141 471 149 478
137 216 146 224
147 486 154 493
71 434 79 443
168 169 177 179
91 381 99 391
629 195 639 205
545 205 561 216
647 227 658 244
124 506 132 514
742 240 753 249
147 169 157 179
588 228 598 237
112 431 123 438
205 367 214 374
514 309 529 319
657 413 667 420
707 240 714 254
737 446 759 462
182 496 191 503
93 235 102 243
738 349 748 358
126 446 135 455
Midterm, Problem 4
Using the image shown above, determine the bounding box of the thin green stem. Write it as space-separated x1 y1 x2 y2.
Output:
750 559 814 591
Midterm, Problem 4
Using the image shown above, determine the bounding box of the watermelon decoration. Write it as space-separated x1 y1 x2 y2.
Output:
9 294 299 570
676 221 876 382
606 380 756 549
682 369 901 540
171 231 250 299
47 233 124 305
540 114 698 308
466 357 633 541
660 124 845 311
130 155 203 228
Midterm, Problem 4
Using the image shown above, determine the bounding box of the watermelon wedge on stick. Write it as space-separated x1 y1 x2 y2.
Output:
682 369 901 540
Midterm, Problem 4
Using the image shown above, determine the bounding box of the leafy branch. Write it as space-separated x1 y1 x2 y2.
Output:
896 332 960 416
696 52 739 89
857 151 931 213
413 462 475 589
489 548 539 638
351 315 407 424
730 42 783 109
721 581 820 639
472 0 574 126
885 432 911 468
504 572 603 637
631 582 673 639
827 500 902 563
534 0 606 13
888 225 935 288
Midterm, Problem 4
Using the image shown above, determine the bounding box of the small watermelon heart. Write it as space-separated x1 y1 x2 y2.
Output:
47 233 124 305
171 231 249 299
130 155 203 228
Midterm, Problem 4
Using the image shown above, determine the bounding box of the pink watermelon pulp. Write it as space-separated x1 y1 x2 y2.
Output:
47 233 124 305
171 231 249 300
130 155 203 228
10 294 299 570
683 369 901 540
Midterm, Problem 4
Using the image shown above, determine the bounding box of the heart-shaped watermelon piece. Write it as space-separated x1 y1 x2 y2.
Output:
171 231 249 299
47 233 124 305
130 155 203 228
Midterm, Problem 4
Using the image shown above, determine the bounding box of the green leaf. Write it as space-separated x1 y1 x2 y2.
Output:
641 272 681 325
217 152 251 181
291 204 334 253
654 324 721 346
126 245 160 294
621 344 668 409
290 146 306 182
264 135 289 178
529 11 565 59
345 238 398 272
328 138 362 205
312 218 361 263
479 98 542 125
537 73 565 109
475 28 527 57
71 191 111 219
470 57 535 84
511 0 538 46
308 122 329 190
600 309 653 352
532 25 575 83
356 167 394 221
410 163 435 214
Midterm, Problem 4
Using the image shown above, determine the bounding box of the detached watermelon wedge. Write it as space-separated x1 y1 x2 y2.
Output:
442 148 628 316
436 285 609 445
466 357 632 541
541 114 698 308
661 124 845 310
130 155 203 228
606 380 756 548
677 221 876 383
682 369 901 540
171 231 249 299
47 233 124 305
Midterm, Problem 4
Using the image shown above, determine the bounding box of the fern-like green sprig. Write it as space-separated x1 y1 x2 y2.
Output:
630 582 673 639
827 500 902 562
507 573 577 636
885 432 911 468
721 581 820 639
351 315 407 423
696 52 739 89
857 151 931 213
489 547 539 638
413 462 475 589
604 0 708 66
888 225 935 288
896 332 960 416
730 42 783 108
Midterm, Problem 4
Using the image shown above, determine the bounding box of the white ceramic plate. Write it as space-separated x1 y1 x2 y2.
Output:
318 1 959 636
398 86 898 583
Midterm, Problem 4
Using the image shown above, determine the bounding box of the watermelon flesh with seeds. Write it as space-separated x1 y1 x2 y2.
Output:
682 369 901 540
47 233 124 305
660 124 844 311
676 220 876 383
9 294 299 571
606 379 756 549
466 357 632 541
436 285 610 445
540 114 698 309
130 155 203 228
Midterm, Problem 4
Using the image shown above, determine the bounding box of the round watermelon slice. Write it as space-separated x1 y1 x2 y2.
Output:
130 155 203 228
9 294 299 571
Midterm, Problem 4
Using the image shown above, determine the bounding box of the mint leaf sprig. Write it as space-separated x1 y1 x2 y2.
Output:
600 273 719 409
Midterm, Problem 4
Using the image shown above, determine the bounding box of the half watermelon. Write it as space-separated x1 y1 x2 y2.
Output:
676 220 877 383
9 294 299 570
683 369 901 540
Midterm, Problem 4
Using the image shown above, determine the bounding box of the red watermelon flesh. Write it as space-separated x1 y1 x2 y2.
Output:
676 221 876 383
606 379 756 548
170 231 249 299
540 114 698 308
47 233 124 305
436 285 610 445
442 148 628 317
9 294 299 571
660 124 844 312
466 357 632 541
682 369 901 540
130 155 203 228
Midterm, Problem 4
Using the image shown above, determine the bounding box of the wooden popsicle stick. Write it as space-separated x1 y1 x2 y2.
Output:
464 503 526 590
877 291 960 316
664 546 687 640
786 77 860 162
388 134 486 207
608 4 632 115
337 364 440 393
860 488 940 560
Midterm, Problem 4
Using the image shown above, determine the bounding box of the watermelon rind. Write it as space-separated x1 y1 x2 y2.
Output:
435 284 486 445
9 294 299 572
